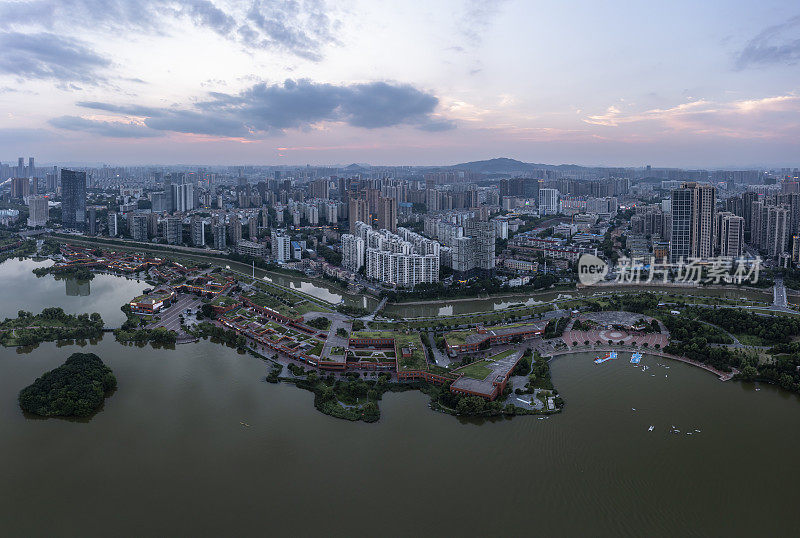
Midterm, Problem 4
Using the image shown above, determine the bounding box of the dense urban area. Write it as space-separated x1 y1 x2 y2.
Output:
4 156 800 421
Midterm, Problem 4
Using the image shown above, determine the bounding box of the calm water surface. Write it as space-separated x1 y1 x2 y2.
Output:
0 258 147 326
1 261 798 536
1 338 799 537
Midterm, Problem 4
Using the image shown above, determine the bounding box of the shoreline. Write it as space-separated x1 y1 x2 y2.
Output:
547 346 737 381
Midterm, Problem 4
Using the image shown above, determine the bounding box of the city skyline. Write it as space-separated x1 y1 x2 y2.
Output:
1 1 800 167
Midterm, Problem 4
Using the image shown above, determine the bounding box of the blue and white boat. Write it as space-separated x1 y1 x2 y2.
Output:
630 352 642 365
594 351 618 364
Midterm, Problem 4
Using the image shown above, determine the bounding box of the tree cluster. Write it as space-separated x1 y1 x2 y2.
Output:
18 352 116 417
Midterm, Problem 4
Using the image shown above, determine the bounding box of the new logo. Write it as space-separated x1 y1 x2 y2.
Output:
578 254 608 286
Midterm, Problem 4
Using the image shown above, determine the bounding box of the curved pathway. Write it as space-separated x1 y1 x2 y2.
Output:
547 346 737 381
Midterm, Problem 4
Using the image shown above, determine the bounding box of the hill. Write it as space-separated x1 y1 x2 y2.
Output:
450 157 538 174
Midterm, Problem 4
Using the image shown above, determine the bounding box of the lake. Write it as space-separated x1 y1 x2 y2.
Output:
1 259 798 536
0 258 147 326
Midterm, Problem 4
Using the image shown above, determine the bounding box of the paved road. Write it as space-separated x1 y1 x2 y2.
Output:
305 311 350 361
774 277 788 308
426 332 451 366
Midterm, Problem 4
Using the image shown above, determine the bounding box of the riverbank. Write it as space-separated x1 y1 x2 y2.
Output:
46 234 373 310
548 346 737 381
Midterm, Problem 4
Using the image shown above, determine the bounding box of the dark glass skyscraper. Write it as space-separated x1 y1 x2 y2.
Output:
61 169 86 230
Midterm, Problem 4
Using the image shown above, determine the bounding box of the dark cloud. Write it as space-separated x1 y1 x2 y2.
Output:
245 0 340 61
1 0 340 62
76 101 163 116
144 110 253 138
735 15 800 69
337 82 440 128
73 79 455 138
179 0 236 34
0 32 110 84
49 116 161 138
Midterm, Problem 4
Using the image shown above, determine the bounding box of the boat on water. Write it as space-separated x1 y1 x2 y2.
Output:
630 352 643 365
593 351 617 364
648 425 654 431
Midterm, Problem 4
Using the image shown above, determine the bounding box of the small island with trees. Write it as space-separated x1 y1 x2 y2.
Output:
18 352 117 418
0 307 104 347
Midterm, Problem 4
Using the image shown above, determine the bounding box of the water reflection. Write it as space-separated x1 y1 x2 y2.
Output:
64 277 90 296
0 258 147 326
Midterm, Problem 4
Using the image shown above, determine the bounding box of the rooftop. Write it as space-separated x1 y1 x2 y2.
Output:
447 321 545 346
451 349 522 398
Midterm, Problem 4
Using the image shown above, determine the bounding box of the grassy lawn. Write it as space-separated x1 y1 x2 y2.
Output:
373 303 555 331
445 330 472 346
210 295 239 307
735 333 768 346
487 349 516 361
393 332 427 371
457 361 493 380
306 341 324 357
294 301 328 315
351 330 395 339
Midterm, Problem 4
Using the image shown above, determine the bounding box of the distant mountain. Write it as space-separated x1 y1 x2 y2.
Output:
450 158 542 174
450 157 593 174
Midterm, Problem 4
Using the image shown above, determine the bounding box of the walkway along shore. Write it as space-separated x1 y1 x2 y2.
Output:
547 346 738 381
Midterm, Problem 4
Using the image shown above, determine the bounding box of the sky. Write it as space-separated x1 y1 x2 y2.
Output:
1 0 799 168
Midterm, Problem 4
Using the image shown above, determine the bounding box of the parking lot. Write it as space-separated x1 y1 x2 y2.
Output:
148 293 203 335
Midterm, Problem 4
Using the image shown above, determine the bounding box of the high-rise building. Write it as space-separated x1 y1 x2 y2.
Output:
715 212 744 257
10 177 28 198
147 213 159 238
539 188 560 215
213 224 227 250
311 177 330 199
465 219 495 272
228 217 242 245
87 207 97 235
341 234 365 272
151 192 167 213
173 183 195 212
17 157 24 179
28 157 34 178
360 223 439 287
271 229 291 262
190 216 205 246
377 197 397 233
107 212 119 237
669 182 715 261
61 169 86 231
759 205 789 259
348 196 369 234
27 196 49 227
130 214 149 241
163 217 182 245
45 171 57 192
694 183 716 259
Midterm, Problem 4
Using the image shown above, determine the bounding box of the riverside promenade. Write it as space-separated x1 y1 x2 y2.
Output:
547 346 737 381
